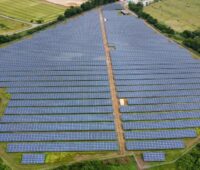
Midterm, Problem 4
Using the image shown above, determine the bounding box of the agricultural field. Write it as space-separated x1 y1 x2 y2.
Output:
46 0 87 7
0 0 66 23
144 0 200 32
0 16 30 35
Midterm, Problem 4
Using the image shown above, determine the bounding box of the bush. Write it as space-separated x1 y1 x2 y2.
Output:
57 15 65 21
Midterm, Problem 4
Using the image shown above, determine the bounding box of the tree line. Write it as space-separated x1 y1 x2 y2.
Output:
128 2 200 54
57 0 117 20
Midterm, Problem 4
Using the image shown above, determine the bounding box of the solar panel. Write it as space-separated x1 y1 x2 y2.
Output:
123 120 200 130
0 114 114 123
125 129 196 139
122 112 200 121
8 99 112 107
120 103 200 113
126 96 200 105
7 142 119 152
10 93 111 100
0 132 117 142
143 152 165 162
21 154 45 164
0 122 115 132
5 106 113 114
126 140 185 150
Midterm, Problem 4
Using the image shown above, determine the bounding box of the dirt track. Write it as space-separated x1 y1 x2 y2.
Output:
99 8 126 155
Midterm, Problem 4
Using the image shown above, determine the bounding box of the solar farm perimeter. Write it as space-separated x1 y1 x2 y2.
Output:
0 3 200 170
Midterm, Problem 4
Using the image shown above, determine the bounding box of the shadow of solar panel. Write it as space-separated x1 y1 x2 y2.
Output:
126 140 185 150
7 142 119 152
143 152 165 162
21 154 45 164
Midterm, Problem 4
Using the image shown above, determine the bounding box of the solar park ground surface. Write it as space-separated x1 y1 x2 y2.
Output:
0 2 200 170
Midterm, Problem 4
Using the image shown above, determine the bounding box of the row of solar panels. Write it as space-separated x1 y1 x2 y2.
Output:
7 142 119 152
0 129 195 142
6 140 184 152
8 87 110 93
0 132 117 142
5 106 113 114
0 76 109 82
120 103 200 113
8 99 112 107
0 81 110 87
122 112 200 121
127 96 200 105
8 93 111 100
0 122 116 131
0 114 114 123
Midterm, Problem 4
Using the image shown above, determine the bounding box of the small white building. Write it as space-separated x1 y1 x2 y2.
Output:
127 0 154 6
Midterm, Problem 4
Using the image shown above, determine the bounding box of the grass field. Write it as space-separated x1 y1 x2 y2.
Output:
144 0 200 32
0 0 66 23
0 16 30 35
0 88 10 117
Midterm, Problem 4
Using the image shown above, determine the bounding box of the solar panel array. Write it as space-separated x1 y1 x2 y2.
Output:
143 152 165 162
0 10 118 159
103 3 200 161
21 154 45 164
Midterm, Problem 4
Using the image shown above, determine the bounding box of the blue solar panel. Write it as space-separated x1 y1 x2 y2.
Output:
125 129 196 139
120 103 200 113
0 114 114 123
143 152 165 162
126 140 185 150
118 90 200 98
127 96 200 105
0 81 109 87
21 154 45 164
0 122 115 132
8 87 110 93
7 142 119 152
0 132 117 142
5 106 113 114
117 84 200 92
8 99 112 107
10 93 111 100
122 112 200 121
123 120 200 130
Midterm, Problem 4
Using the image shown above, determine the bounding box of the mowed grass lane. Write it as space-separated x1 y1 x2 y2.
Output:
0 0 66 23
144 0 200 32
0 16 30 34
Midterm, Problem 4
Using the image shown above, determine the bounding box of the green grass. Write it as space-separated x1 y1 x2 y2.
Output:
0 88 10 117
144 0 200 32
0 16 30 35
0 0 66 23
